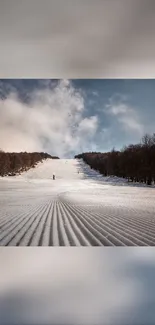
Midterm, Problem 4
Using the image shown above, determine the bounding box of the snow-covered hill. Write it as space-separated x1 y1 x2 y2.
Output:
0 158 155 246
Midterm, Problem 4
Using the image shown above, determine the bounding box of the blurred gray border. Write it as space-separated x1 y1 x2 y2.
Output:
0 247 155 325
0 0 155 78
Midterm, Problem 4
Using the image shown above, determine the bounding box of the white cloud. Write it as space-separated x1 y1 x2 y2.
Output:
108 103 128 115
78 116 98 134
106 97 144 136
119 115 144 134
92 91 99 97
0 80 99 157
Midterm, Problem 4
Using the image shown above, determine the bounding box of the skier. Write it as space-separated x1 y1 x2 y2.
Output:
53 173 55 180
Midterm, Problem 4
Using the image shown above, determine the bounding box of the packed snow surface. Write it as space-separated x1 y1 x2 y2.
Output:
0 158 155 246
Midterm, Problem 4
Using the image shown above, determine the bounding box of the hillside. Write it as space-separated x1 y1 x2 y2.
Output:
0 158 155 246
0 151 59 176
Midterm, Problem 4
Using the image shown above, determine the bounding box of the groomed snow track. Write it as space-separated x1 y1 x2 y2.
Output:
0 159 155 246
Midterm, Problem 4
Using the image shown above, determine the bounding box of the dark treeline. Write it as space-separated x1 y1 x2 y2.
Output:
75 133 155 186
0 151 59 176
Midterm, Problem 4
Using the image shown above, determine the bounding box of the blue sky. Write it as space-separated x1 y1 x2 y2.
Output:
0 79 154 157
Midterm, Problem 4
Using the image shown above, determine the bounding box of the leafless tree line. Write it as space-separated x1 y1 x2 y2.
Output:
0 151 59 177
75 133 155 185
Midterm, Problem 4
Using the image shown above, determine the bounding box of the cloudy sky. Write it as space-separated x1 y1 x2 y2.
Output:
0 79 154 157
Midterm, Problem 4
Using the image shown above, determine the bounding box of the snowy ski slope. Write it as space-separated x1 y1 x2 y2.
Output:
0 158 155 246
